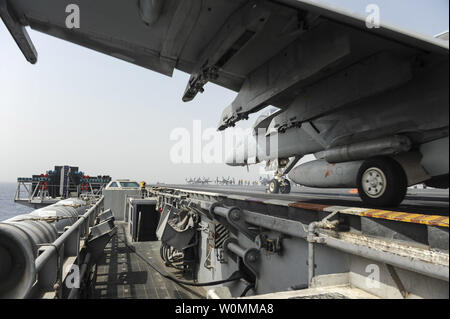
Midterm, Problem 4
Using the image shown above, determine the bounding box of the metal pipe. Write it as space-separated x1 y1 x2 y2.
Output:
0 197 91 298
242 209 307 239
35 197 103 273
7 204 80 234
55 198 89 216
307 222 318 287
0 221 57 298
323 235 449 282
227 241 246 258
308 240 314 287
137 211 142 242
213 206 231 218
199 198 449 285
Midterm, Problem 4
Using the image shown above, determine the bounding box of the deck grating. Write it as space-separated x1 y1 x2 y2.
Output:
91 224 205 299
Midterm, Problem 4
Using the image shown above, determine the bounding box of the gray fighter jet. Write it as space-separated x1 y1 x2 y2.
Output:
217 176 233 186
225 27 449 205
202 177 211 185
1 0 448 206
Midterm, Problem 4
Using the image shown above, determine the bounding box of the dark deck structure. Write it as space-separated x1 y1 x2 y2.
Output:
91 223 205 299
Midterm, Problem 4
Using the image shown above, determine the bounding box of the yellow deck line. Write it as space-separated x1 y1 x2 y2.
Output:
361 209 448 227
288 201 448 227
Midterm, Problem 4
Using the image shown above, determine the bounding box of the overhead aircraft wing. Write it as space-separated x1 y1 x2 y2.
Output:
278 0 448 54
2 0 448 129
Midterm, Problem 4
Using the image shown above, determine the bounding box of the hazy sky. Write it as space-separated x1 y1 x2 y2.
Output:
0 0 448 183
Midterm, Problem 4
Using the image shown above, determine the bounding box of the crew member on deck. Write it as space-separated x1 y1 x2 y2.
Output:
140 181 147 198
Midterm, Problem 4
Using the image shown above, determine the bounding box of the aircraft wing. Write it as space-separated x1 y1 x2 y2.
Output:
279 0 448 54
2 0 448 129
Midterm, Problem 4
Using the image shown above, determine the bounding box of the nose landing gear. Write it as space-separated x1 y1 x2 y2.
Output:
268 179 279 193
268 177 291 194
267 156 301 195
279 179 291 194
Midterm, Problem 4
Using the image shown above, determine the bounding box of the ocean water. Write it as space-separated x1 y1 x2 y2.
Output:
0 183 34 221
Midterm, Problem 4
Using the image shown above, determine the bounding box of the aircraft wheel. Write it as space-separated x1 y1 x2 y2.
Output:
357 157 407 207
280 180 291 194
269 179 280 194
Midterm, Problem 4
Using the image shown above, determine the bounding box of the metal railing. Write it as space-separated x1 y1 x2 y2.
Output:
15 181 107 202
26 196 104 298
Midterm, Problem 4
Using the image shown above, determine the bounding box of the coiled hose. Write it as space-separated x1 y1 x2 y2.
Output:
117 236 243 287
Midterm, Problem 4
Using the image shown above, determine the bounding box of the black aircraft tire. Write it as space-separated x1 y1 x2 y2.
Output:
269 179 280 194
280 180 291 194
357 157 407 207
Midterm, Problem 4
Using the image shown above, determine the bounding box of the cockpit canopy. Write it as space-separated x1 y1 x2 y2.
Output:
106 180 140 189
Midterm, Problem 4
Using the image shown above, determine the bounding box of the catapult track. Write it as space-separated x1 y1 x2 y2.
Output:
152 185 449 227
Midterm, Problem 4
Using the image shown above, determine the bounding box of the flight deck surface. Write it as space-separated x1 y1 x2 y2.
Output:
162 185 449 216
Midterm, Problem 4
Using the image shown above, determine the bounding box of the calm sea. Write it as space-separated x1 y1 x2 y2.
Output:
0 183 33 221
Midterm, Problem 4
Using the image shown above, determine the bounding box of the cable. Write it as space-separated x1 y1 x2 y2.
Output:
240 283 255 297
117 236 243 287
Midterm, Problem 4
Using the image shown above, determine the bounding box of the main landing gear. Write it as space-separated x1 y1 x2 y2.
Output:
356 156 408 207
267 156 302 195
